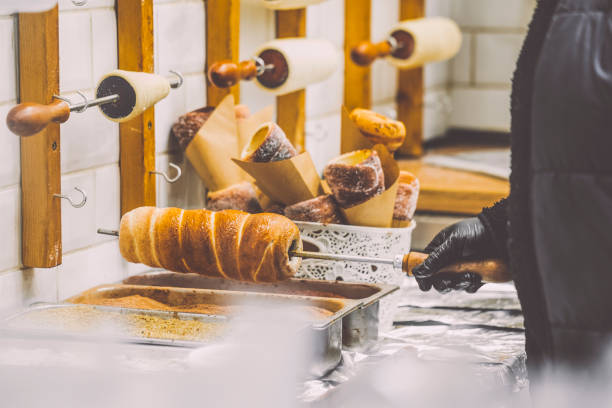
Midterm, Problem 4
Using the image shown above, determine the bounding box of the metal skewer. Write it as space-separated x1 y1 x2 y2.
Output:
97 229 119 237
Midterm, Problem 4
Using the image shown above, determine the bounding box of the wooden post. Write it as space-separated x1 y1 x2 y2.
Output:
117 0 156 215
344 0 371 111
396 0 424 157
275 9 306 152
19 7 62 268
206 0 240 106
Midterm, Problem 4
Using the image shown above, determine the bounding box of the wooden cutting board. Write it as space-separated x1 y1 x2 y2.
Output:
398 158 509 215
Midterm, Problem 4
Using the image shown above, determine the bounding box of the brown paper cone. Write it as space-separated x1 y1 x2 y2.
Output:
391 219 412 228
232 151 321 206
340 106 375 154
185 95 244 191
339 144 400 228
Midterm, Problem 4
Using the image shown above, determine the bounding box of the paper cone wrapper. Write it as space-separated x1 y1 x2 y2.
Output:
341 106 375 154
232 151 321 206
340 145 400 228
185 95 244 191
392 219 411 228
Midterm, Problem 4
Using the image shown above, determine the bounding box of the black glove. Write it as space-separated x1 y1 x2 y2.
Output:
412 218 496 294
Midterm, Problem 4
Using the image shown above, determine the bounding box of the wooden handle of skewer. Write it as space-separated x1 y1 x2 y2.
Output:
402 251 511 283
350 40 393 67
208 60 258 88
6 99 71 137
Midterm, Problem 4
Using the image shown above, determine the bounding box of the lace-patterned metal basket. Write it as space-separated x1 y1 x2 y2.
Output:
294 221 416 331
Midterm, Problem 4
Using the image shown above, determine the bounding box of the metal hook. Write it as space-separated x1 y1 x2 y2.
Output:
54 187 87 208
253 57 274 76
168 70 184 89
52 92 89 113
150 163 182 183
72 0 88 6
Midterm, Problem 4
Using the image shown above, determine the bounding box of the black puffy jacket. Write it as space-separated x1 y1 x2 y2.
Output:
479 0 612 370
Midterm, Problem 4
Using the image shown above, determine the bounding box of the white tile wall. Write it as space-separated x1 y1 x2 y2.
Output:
452 0 536 30
0 17 16 103
451 32 472 84
0 103 20 188
59 11 93 92
0 187 20 272
91 8 118 82
474 33 524 85
449 87 511 132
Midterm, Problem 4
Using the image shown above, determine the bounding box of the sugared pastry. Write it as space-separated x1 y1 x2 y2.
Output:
349 108 406 152
206 182 263 214
264 202 286 215
241 122 297 162
393 171 420 222
323 149 385 208
284 195 345 224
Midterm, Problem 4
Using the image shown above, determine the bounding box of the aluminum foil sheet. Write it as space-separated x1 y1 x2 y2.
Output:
299 278 526 403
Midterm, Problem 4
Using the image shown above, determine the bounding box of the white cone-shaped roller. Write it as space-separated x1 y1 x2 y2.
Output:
96 70 171 123
254 38 339 96
387 17 461 70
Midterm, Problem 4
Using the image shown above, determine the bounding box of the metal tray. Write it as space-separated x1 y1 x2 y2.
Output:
2 303 228 348
67 284 362 377
123 271 399 350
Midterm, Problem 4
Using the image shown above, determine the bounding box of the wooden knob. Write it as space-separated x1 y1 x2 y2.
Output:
402 251 511 283
208 60 258 88
6 100 70 137
350 40 393 67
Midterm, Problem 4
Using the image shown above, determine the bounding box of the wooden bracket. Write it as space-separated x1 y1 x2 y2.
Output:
275 9 306 152
206 0 241 106
117 0 156 215
19 6 62 268
343 0 371 111
396 0 424 157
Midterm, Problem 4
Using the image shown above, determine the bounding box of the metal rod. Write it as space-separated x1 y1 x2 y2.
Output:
69 94 119 112
290 250 395 266
97 228 119 236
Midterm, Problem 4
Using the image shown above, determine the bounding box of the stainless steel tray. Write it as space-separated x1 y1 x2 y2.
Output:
67 284 362 376
123 271 399 350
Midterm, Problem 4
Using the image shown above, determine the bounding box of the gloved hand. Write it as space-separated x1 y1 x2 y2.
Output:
412 217 498 294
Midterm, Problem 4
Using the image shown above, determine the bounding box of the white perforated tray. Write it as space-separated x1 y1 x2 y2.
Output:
294 221 416 331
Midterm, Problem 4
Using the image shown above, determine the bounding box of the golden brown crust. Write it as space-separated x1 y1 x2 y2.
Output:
323 149 385 208
393 171 420 221
206 182 262 214
349 108 406 152
241 122 297 163
284 195 345 224
119 207 301 282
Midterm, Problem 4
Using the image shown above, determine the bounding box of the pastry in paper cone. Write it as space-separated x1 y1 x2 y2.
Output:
392 171 419 227
206 182 263 214
323 149 385 208
241 122 298 162
349 108 406 152
284 195 345 224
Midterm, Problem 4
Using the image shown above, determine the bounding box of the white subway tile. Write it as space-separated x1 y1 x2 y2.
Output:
156 153 206 209
240 82 276 115
154 83 187 154
306 0 344 49
0 187 20 272
0 269 23 314
184 74 207 112
426 0 452 17
451 0 535 30
0 18 16 103
475 33 523 85
449 87 511 132
57 240 127 299
60 171 96 253
239 3 275 59
425 60 450 89
371 0 398 41
19 267 58 306
306 57 343 118
155 2 206 75
451 31 472 84
59 11 93 92
60 90 119 173
0 104 20 188
94 164 120 243
305 113 340 174
423 89 450 140
372 62 397 105
91 9 118 83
